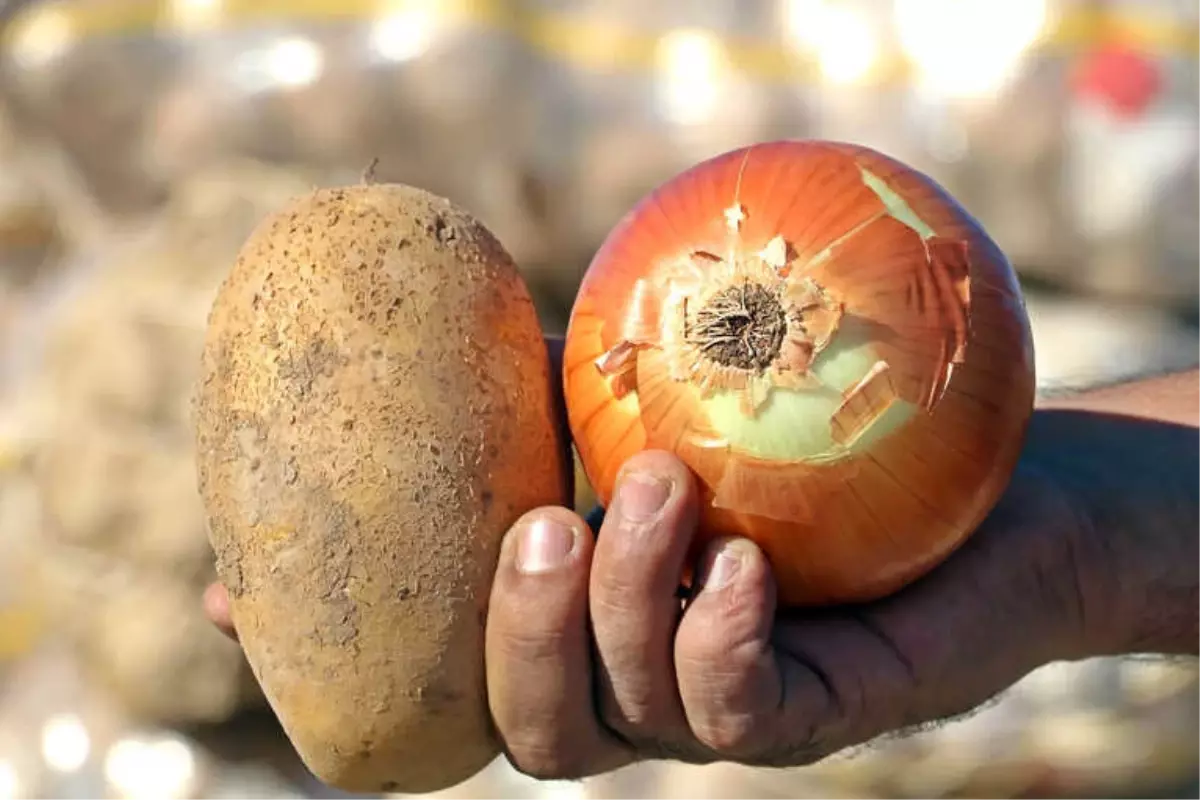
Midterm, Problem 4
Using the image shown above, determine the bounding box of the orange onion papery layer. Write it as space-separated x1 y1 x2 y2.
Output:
563 140 1036 607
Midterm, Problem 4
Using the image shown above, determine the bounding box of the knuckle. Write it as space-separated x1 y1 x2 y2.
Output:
591 554 645 607
599 689 659 737
690 711 763 757
598 679 706 762
692 714 831 769
600 695 676 753
676 633 767 696
492 624 570 667
504 738 591 781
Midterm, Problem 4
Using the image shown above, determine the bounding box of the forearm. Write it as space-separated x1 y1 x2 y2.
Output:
1027 368 1198 656
1038 368 1199 427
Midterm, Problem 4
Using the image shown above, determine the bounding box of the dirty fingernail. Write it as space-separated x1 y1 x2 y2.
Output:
516 516 578 574
616 472 672 522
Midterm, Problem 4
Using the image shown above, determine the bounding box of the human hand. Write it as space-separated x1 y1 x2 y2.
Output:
473 443 1107 778
204 367 1198 780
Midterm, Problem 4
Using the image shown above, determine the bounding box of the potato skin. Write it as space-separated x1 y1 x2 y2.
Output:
194 184 569 793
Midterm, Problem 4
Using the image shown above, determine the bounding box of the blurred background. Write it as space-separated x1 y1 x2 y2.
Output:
0 0 1196 797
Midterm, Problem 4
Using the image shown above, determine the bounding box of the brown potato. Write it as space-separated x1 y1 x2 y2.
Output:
193 183 569 793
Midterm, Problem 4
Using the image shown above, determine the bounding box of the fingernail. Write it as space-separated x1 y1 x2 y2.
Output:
615 472 672 522
700 542 743 592
516 516 578 574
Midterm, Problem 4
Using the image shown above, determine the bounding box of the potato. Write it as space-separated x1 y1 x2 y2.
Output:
193 183 569 793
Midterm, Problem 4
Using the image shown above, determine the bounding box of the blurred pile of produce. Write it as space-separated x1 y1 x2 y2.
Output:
0 0 1195 798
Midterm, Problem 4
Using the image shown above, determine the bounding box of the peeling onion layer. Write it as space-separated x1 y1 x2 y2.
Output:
564 140 1035 606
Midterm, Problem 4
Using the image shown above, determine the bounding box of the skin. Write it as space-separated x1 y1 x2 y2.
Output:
206 340 1199 779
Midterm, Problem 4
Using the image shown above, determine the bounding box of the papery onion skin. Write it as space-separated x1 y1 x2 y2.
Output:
563 140 1036 607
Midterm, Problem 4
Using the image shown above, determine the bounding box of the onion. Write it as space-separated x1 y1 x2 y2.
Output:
563 140 1036 606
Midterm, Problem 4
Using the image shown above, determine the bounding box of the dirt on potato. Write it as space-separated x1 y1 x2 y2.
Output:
194 183 570 793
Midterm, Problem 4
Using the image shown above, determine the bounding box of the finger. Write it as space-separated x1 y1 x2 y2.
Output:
674 536 791 760
487 507 632 779
590 450 706 758
203 582 239 641
677 540 900 766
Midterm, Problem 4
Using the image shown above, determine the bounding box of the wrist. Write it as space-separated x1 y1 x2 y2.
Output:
1021 407 1198 657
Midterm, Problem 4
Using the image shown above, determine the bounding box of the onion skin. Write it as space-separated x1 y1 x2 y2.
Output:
564 140 1036 607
